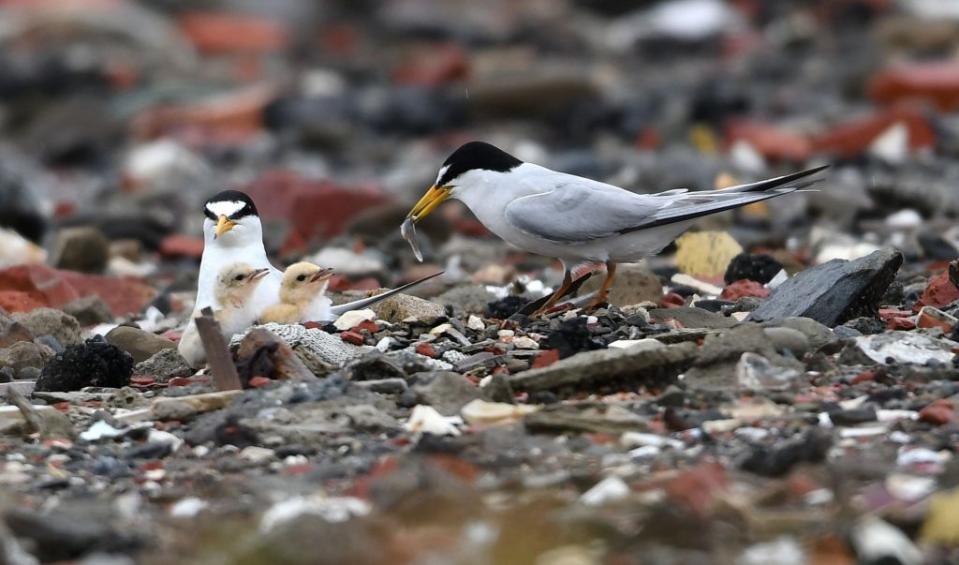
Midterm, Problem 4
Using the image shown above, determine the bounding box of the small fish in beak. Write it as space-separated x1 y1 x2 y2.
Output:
401 218 423 262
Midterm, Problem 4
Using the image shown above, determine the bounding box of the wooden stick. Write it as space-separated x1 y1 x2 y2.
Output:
195 307 242 391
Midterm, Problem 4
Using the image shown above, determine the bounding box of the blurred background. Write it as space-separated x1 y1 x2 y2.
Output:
4 0 959 299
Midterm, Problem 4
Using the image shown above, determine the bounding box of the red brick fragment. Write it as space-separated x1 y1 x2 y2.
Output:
532 349 560 369
720 279 769 300
919 400 954 426
870 62 959 111
726 121 812 162
248 376 272 388
812 105 935 159
916 271 959 311
178 12 289 54
341 331 365 345
415 342 436 358
159 235 204 259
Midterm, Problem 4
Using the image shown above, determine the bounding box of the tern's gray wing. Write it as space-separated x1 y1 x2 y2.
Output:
504 177 664 242
504 166 827 243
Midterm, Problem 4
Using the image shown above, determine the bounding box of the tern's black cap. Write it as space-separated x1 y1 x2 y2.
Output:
203 190 258 221
437 141 523 186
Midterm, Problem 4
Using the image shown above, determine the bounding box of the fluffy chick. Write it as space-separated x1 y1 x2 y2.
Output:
178 263 269 367
259 262 334 324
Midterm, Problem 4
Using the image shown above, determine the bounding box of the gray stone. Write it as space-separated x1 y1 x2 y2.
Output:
134 348 193 382
105 326 176 364
0 311 33 348
509 342 697 396
649 307 738 329
0 341 53 379
850 332 956 366
436 284 498 314
749 248 903 326
13 308 81 346
62 295 113 326
413 371 481 416
370 292 445 323
581 263 662 306
737 352 801 390
51 226 110 273
762 327 810 356
763 317 837 351
685 324 804 391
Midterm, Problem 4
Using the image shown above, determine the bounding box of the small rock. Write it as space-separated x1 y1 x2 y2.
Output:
51 226 110 273
649 307 737 329
0 341 53 379
511 336 539 350
724 253 785 284
13 308 81 346
762 317 836 351
736 352 800 390
916 270 959 310
0 311 33 348
762 327 810 356
62 295 114 326
675 231 743 278
133 349 193 383
240 446 276 464
413 371 481 416
404 405 462 436
853 331 956 365
105 326 176 364
332 309 376 331
437 284 498 314
510 341 697 395
35 336 133 392
721 279 769 300
460 399 537 426
467 315 485 331
580 476 630 506
581 263 662 306
372 293 445 323
749 248 903 326
917 306 958 332
853 516 922 565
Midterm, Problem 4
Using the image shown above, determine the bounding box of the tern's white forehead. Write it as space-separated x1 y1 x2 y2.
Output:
434 165 449 186
206 200 246 218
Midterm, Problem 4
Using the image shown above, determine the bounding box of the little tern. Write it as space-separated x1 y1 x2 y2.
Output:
405 141 826 313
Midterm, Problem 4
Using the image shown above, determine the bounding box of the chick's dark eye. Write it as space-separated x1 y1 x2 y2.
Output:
235 274 244 281
296 274 306 282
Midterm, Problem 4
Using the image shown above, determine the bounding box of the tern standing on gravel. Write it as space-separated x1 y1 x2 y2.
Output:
404 141 826 314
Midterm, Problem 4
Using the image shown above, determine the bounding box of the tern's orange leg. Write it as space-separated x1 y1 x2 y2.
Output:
532 268 573 317
586 261 617 311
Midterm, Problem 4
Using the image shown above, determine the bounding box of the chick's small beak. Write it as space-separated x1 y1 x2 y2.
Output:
214 215 237 239
250 268 269 281
406 185 450 223
310 268 334 283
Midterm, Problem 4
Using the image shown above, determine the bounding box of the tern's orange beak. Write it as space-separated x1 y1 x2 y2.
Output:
310 268 334 283
406 185 450 223
214 215 237 239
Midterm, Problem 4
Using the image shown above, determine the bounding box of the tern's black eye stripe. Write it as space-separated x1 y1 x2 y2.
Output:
204 208 217 221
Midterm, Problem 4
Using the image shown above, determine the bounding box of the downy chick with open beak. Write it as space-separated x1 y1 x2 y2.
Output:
177 262 269 367
259 262 335 324
405 141 826 314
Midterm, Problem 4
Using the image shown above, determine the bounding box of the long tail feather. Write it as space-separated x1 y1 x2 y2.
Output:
329 271 445 317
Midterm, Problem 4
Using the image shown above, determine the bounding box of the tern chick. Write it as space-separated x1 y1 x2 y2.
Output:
406 141 827 314
177 262 269 367
259 262 335 324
